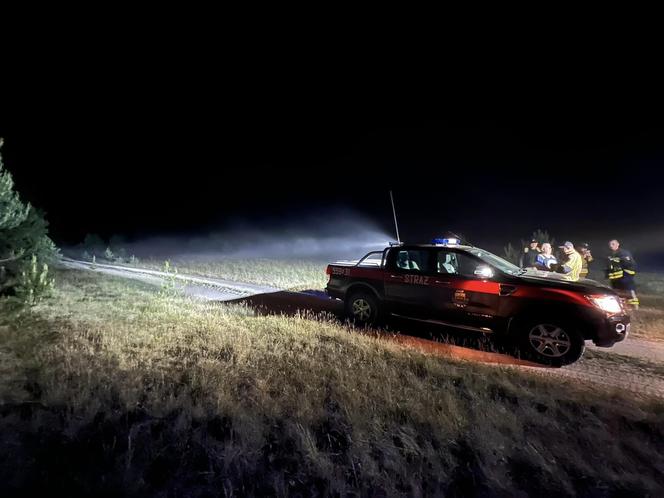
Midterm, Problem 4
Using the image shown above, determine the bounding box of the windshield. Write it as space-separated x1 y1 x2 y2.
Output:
466 248 522 275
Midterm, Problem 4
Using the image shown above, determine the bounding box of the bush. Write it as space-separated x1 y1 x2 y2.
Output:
103 247 114 261
115 247 127 263
15 255 55 305
160 260 178 295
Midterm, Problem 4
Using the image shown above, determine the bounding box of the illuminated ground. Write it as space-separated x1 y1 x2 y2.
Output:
1 267 663 495
62 257 664 399
61 258 281 301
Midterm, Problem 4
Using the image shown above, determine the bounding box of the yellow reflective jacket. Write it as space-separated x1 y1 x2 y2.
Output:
580 253 593 278
562 251 583 281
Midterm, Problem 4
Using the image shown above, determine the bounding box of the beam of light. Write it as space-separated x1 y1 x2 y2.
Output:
66 209 394 262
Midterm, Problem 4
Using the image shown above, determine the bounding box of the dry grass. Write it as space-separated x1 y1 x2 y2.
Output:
134 257 328 290
639 272 664 295
1 269 664 496
632 294 664 340
632 273 664 340
584 349 664 377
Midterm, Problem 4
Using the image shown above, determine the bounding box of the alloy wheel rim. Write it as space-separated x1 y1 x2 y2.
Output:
352 299 372 321
528 323 572 358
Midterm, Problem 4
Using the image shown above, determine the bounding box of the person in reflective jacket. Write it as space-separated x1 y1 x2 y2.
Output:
606 239 639 309
578 242 594 279
554 241 583 281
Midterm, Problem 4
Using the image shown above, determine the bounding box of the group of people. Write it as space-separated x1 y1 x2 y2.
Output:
520 238 639 309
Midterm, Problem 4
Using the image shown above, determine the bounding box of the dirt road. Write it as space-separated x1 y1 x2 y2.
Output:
60 258 281 301
61 259 664 399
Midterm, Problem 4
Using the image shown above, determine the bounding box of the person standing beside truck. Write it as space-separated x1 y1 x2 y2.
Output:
556 241 583 281
535 242 557 270
520 239 540 268
606 239 639 309
578 242 593 279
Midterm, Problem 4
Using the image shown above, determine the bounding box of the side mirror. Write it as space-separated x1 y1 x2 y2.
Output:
474 265 494 279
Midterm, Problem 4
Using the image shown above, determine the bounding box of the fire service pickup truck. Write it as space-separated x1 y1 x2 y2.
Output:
325 239 630 365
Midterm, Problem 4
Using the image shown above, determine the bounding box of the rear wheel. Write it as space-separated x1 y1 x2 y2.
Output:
345 291 382 326
517 319 585 366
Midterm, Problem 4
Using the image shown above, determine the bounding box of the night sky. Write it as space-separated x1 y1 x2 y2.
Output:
1 56 664 269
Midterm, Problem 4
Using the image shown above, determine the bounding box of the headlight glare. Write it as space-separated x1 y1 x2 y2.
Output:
587 294 623 314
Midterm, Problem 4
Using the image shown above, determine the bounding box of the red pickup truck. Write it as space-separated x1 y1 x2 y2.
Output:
325 241 630 365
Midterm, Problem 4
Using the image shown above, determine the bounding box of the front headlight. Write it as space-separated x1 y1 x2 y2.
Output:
587 294 623 314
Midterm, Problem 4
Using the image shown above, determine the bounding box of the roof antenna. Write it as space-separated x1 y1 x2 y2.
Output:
389 190 401 244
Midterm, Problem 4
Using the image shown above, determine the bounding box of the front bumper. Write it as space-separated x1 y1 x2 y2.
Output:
593 313 630 347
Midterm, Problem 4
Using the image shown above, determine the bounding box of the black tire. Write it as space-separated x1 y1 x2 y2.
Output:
345 291 382 326
516 318 585 366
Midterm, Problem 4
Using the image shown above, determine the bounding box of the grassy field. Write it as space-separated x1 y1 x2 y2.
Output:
137 257 664 294
1 268 664 496
633 294 664 340
639 272 664 295
133 257 329 290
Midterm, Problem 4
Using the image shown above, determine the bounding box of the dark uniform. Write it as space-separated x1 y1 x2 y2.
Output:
606 248 639 309
521 249 539 268
520 240 540 268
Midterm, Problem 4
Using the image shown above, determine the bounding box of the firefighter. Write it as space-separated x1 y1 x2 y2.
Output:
556 241 583 281
606 239 639 309
578 242 593 279
520 239 540 268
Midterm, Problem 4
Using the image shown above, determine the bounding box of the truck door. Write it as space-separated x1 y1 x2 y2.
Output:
431 249 502 332
384 248 434 318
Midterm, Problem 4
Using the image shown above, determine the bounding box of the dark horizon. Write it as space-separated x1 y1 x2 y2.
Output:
2 99 664 269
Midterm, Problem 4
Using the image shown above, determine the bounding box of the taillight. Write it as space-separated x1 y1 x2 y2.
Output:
325 265 332 275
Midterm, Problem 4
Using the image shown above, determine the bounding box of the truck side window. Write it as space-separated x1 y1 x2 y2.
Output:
437 250 458 274
437 251 479 277
395 250 428 272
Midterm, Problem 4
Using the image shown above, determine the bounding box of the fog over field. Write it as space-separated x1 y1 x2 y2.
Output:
88 210 394 262
66 208 664 273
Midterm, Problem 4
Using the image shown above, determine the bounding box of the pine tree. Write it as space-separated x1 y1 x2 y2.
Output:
103 246 115 261
0 138 30 234
0 139 58 296
83 233 105 257
16 255 55 305
531 228 554 247
504 229 556 266
503 242 520 265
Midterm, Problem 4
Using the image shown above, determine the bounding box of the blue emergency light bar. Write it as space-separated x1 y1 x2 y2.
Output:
432 238 459 246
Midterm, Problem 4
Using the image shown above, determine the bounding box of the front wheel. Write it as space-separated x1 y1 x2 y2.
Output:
517 320 585 366
345 291 382 326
